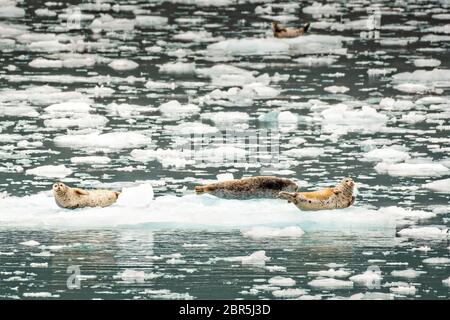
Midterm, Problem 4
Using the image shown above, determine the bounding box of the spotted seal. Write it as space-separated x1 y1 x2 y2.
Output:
279 178 355 211
195 176 298 199
272 21 310 38
52 182 120 209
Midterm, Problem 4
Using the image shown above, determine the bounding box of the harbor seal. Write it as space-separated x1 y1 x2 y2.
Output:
272 21 310 38
52 182 120 209
279 178 355 211
195 176 298 199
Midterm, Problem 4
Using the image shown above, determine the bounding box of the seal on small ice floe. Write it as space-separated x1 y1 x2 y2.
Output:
194 176 298 199
279 178 356 211
52 182 120 209
272 21 310 38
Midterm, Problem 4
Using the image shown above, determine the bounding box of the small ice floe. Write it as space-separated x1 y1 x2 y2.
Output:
44 115 108 129
422 257 450 265
108 59 139 71
200 111 250 125
70 156 111 165
54 131 152 150
389 285 416 296
367 68 397 76
283 147 324 159
349 270 383 287
374 162 450 177
394 83 434 94
115 269 161 283
159 62 196 74
265 266 287 272
413 59 441 68
116 184 154 208
308 269 351 279
443 277 450 286
135 15 168 28
363 147 410 163
159 100 200 116
268 276 296 287
26 165 72 179
19 240 40 247
411 246 432 253
295 56 338 67
303 2 341 16
23 292 59 298
398 227 448 239
45 101 91 114
391 269 425 279
400 112 426 124
422 178 450 193
30 262 48 268
272 288 307 298
308 278 353 289
349 292 393 300
90 14 135 32
393 69 450 85
241 226 304 239
142 289 194 300
379 97 415 110
324 86 349 94
173 31 221 43
166 258 187 264
258 111 298 123
213 250 270 267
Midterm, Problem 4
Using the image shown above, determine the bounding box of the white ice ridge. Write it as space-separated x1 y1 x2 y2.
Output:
0 186 436 230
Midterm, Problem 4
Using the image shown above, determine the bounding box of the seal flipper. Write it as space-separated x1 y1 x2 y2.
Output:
278 191 297 204
73 188 89 195
195 186 206 195
303 22 310 33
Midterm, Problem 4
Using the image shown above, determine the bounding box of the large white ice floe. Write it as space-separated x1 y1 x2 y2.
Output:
25 165 72 179
0 189 435 230
159 62 196 74
159 100 200 117
363 147 410 163
397 226 449 239
108 59 139 71
422 178 450 193
54 131 152 151
392 69 450 86
207 35 352 56
374 162 450 177
390 269 426 279
308 278 353 289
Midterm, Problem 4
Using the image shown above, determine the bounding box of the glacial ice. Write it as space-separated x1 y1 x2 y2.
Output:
268 276 296 287
349 270 383 287
26 165 72 179
241 226 305 239
374 162 450 177
54 132 152 151
390 269 426 279
398 226 449 239
422 257 450 264
422 178 450 193
308 278 353 289
363 147 410 163
108 59 139 71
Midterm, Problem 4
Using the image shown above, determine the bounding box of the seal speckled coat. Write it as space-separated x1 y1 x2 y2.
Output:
272 22 310 38
279 178 355 211
195 176 298 199
52 182 120 209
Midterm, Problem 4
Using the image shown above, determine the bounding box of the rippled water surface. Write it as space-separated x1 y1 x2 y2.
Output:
0 0 449 299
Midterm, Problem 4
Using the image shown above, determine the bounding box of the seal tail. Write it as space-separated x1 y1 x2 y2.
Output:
278 191 297 203
195 186 207 195
303 22 310 33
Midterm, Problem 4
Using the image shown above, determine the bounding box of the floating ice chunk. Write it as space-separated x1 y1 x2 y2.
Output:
378 206 435 223
272 288 307 298
20 240 40 247
29 58 63 68
367 68 397 76
90 15 135 32
268 276 296 287
308 278 353 289
108 59 139 71
443 277 450 286
391 269 425 279
303 2 341 16
116 184 154 208
393 69 450 84
70 156 111 165
145 80 176 90
363 147 410 163
398 226 449 239
23 292 59 298
241 250 270 266
423 257 450 265
295 56 338 66
284 147 324 159
159 100 200 116
308 269 351 278
35 8 56 17
116 269 155 283
26 165 72 179
44 115 108 129
196 146 247 163
379 98 414 110
390 285 416 296
324 85 349 94
159 62 196 74
422 178 450 193
45 101 91 114
0 5 25 18
207 35 352 56
54 132 152 150
416 96 448 105
135 16 168 28
167 122 218 135
349 270 382 287
374 162 450 177
242 226 304 239
173 31 222 42
166 258 187 264
413 59 441 68
30 262 48 268
321 105 388 132
201 112 250 124
216 173 234 181
241 83 279 99
394 83 433 94
400 112 426 124
278 111 298 123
